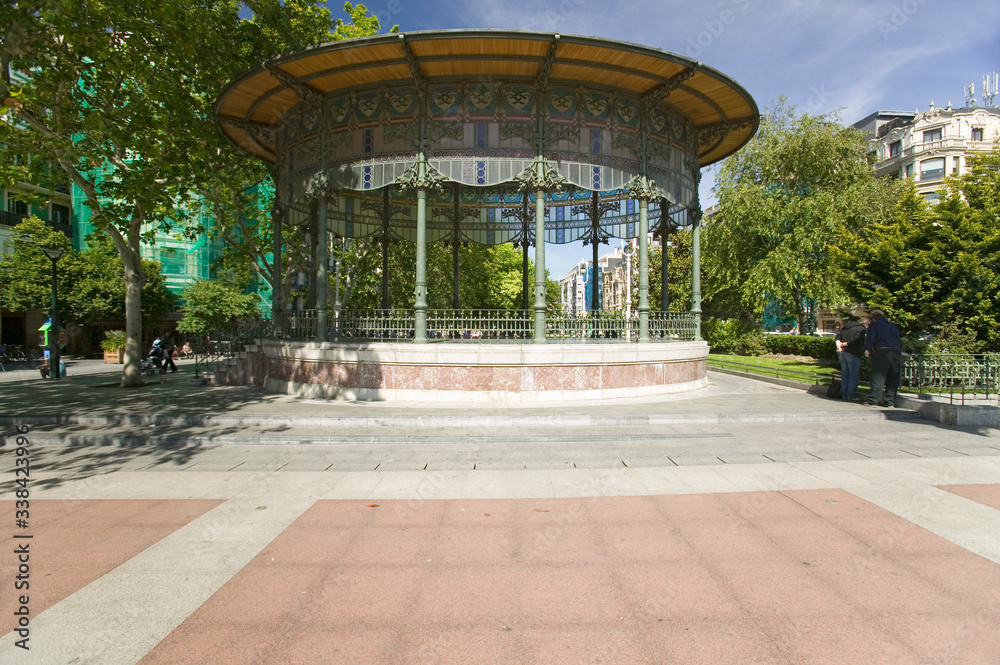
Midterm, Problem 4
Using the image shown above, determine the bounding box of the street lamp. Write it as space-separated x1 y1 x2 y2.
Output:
41 245 65 380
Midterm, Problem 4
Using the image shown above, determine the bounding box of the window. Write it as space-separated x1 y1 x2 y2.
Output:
922 128 942 142
904 164 914 178
923 192 941 205
920 157 945 180
953 156 961 174
6 194 27 216
888 140 901 157
971 127 984 141
51 204 70 226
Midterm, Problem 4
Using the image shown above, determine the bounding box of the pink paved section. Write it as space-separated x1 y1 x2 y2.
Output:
1 499 222 635
141 491 1000 665
937 483 1000 511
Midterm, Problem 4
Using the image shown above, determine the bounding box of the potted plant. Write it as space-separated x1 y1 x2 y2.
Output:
101 329 127 364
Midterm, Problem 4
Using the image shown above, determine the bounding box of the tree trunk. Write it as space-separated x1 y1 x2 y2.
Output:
120 252 145 387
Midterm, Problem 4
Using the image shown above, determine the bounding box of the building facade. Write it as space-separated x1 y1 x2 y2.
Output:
857 104 1000 203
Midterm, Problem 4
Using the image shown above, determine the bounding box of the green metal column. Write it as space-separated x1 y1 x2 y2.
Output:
316 197 328 342
691 208 703 341
638 196 650 342
533 184 547 344
414 170 428 343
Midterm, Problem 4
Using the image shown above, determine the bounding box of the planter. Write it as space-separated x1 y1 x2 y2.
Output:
104 348 124 364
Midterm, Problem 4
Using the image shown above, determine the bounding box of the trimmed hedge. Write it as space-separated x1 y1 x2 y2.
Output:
763 334 837 360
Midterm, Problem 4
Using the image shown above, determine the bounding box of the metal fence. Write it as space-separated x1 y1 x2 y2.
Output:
901 353 999 403
262 309 698 343
707 353 1000 406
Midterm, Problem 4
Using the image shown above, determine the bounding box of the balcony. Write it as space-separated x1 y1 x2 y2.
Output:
874 137 995 176
0 210 28 227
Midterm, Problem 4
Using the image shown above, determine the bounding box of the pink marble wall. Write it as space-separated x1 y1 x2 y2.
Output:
252 356 706 392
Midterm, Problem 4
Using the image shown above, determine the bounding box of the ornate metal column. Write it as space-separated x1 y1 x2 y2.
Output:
398 159 445 344
574 190 615 314
656 198 678 312
271 205 283 318
533 168 547 344
316 197 329 341
690 203 703 341
502 198 533 311
307 199 318 310
628 178 660 343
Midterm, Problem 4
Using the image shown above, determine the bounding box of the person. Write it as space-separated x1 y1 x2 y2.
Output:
181 341 192 358
149 339 165 372
835 315 867 402
161 333 178 373
38 356 50 379
864 309 902 408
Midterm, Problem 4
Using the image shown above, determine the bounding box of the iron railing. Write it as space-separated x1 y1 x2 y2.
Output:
901 353 999 404
708 353 1000 406
264 309 698 343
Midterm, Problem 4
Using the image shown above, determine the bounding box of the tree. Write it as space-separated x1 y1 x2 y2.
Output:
194 2 394 306
705 99 899 331
1 1 385 386
838 173 1000 349
176 280 259 336
0 217 76 315
64 233 174 327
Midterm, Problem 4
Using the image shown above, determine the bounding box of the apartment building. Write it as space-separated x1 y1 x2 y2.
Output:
855 103 1000 202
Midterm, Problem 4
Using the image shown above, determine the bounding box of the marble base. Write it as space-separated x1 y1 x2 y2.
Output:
245 340 709 402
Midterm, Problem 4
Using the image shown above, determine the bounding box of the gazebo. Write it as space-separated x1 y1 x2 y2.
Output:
214 30 758 401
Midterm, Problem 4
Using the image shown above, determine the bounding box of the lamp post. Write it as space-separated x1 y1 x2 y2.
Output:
41 245 65 380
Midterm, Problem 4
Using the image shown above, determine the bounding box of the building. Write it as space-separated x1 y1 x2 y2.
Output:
1 167 75 348
855 103 1000 203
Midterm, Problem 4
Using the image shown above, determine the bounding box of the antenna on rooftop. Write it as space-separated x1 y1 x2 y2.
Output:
964 83 976 108
984 72 998 108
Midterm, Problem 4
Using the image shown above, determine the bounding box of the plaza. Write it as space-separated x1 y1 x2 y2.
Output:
1 362 999 663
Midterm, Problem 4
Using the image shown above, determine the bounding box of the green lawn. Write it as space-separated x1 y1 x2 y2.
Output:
707 353 839 383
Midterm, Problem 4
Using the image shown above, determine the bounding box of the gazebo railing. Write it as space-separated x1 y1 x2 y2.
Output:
649 311 698 341
425 309 532 340
267 308 698 343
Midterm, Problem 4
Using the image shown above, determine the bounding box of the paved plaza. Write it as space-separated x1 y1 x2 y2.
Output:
1 363 999 664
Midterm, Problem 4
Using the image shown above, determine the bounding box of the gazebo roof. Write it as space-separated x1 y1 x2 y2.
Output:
216 29 758 167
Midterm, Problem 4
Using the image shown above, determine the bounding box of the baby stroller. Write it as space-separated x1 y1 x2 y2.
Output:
142 339 165 376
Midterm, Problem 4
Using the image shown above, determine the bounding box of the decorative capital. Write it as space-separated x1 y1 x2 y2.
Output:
625 176 663 202
688 203 703 225
513 159 568 193
395 162 448 193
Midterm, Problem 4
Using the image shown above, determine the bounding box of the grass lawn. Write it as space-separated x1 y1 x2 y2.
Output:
707 353 840 382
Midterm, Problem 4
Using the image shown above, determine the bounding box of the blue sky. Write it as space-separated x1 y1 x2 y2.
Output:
325 0 1000 279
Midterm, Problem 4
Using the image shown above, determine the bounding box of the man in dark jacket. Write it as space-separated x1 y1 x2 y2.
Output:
864 309 902 407
835 316 867 402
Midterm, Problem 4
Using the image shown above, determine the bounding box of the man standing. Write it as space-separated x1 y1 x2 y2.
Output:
835 315 867 402
864 309 902 408
161 333 178 373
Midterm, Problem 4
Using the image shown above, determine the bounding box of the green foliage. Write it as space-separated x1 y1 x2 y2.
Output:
763 334 837 360
0 217 75 314
706 98 899 329
838 151 1000 349
703 317 757 353
732 330 767 357
337 240 556 311
176 280 260 336
101 330 128 352
647 229 693 311
928 323 986 355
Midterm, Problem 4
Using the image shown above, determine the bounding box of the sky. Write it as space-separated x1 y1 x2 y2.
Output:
326 0 1000 280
